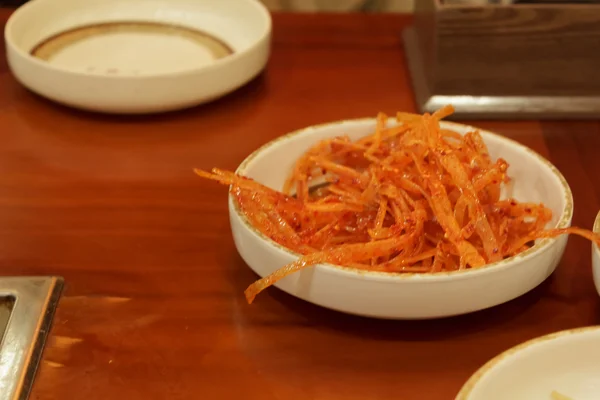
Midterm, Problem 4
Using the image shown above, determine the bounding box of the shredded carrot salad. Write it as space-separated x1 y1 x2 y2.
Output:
196 105 600 304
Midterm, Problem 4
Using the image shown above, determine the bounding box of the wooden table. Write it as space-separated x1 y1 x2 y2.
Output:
1 10 599 400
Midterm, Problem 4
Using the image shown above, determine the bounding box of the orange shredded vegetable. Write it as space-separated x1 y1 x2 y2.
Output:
195 105 600 304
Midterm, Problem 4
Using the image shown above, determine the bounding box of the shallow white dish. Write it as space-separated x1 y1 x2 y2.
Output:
228 119 573 319
456 326 600 400
5 0 271 114
592 211 600 295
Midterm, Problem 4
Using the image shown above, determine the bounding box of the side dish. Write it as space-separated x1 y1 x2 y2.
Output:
196 105 600 303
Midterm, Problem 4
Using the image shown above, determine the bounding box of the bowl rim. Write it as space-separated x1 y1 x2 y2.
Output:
4 0 272 80
594 211 600 254
230 118 574 283
455 325 600 399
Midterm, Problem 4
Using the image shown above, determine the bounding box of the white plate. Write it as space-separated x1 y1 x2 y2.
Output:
228 119 573 319
457 327 600 400
4 0 271 114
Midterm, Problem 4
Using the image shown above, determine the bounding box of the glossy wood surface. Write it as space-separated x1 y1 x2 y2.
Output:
1 10 599 400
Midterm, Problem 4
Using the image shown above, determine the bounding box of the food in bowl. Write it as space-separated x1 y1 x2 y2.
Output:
197 105 600 305
202 112 566 318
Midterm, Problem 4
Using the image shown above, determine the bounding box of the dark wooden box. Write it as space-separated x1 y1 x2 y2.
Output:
403 1 600 119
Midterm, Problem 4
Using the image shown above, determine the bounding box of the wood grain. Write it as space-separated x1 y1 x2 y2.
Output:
416 2 600 96
0 9 599 400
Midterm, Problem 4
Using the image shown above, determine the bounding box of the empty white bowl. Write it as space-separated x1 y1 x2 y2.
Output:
593 211 600 295
456 326 600 400
229 119 573 319
4 0 271 113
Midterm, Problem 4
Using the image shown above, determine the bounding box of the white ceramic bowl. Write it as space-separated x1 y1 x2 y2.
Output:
456 326 600 400
229 119 573 319
592 211 600 295
5 0 271 114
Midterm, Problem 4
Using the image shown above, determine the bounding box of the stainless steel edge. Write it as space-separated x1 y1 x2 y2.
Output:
0 277 64 400
424 95 600 120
